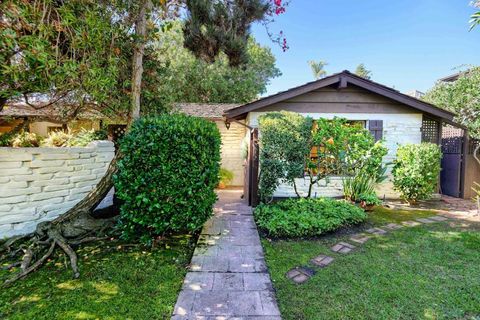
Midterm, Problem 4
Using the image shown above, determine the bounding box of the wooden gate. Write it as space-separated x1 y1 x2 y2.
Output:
441 136 464 197
247 128 259 206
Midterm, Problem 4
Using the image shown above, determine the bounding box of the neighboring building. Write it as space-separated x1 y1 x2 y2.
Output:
405 90 425 99
224 70 467 204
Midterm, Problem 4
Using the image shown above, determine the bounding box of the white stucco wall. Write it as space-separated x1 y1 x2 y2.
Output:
248 112 423 199
0 141 114 238
216 120 246 186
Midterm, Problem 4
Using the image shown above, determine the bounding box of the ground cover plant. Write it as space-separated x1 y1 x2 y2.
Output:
262 207 480 319
254 198 367 238
0 236 195 319
0 129 107 147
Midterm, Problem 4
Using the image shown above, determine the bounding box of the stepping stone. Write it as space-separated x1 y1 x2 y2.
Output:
310 255 334 268
366 227 388 235
428 215 449 222
383 223 403 230
286 267 315 284
349 233 371 244
416 218 435 224
402 220 421 227
331 242 356 253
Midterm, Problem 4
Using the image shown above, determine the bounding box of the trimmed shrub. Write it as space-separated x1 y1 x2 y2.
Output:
392 143 442 203
254 197 367 238
114 115 221 243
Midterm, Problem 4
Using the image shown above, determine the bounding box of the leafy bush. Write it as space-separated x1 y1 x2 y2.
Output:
392 143 442 203
218 168 234 188
358 192 382 206
258 112 387 200
41 131 72 147
69 128 108 146
10 132 42 147
258 111 313 201
254 197 367 238
114 115 221 244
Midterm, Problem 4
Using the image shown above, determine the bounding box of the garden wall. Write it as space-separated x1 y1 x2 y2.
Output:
273 177 398 199
0 141 115 238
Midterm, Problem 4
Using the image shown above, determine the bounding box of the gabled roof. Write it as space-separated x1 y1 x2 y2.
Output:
224 70 458 125
174 103 240 119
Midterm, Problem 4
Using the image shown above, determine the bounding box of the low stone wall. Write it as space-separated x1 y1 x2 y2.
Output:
272 176 400 199
0 141 115 238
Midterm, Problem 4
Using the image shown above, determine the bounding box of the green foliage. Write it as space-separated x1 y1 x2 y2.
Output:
219 168 234 187
258 113 387 200
423 67 480 138
254 197 367 238
354 63 372 79
470 1 480 30
69 128 108 147
342 175 376 202
10 132 42 147
308 60 328 79
358 192 382 206
114 115 221 244
392 143 442 203
258 111 313 201
183 0 270 67
1 0 126 115
152 22 281 105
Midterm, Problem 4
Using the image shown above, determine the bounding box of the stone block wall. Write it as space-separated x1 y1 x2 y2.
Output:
0 141 115 238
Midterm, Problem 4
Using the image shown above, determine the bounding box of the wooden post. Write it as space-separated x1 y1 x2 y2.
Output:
460 130 469 199
248 128 260 206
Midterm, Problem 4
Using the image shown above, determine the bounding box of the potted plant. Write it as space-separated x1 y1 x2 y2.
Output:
218 168 234 189
358 192 382 211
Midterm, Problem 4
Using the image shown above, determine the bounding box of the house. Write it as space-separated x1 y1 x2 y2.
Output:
0 102 127 142
223 70 470 205
174 103 245 186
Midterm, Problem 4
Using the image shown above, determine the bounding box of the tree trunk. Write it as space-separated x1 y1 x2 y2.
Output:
130 0 151 120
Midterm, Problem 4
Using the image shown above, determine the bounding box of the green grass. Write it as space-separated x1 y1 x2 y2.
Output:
262 207 480 320
0 235 196 320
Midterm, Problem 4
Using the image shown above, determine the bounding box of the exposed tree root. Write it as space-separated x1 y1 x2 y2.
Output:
1 153 121 287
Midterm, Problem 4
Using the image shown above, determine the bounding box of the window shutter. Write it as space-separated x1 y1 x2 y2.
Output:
369 120 383 142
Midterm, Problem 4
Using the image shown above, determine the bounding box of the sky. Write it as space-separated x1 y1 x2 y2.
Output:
251 0 480 96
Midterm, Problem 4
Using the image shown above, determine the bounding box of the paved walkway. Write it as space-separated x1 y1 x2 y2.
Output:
172 189 281 319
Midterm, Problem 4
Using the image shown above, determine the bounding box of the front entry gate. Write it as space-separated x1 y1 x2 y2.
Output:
440 136 464 197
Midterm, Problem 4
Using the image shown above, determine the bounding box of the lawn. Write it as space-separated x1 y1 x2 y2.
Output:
262 207 480 320
0 235 196 320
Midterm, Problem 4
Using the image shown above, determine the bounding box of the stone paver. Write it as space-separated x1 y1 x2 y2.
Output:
172 189 280 319
310 255 334 267
416 218 435 224
383 223 403 230
349 233 372 244
331 241 356 253
366 227 388 235
428 215 449 222
286 267 315 284
402 220 421 227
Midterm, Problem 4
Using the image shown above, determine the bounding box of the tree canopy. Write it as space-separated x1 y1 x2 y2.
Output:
423 67 480 138
471 0 480 30
151 22 280 104
355 63 372 80
308 60 328 80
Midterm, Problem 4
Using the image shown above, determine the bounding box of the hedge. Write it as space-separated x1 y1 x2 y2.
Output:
114 114 221 243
